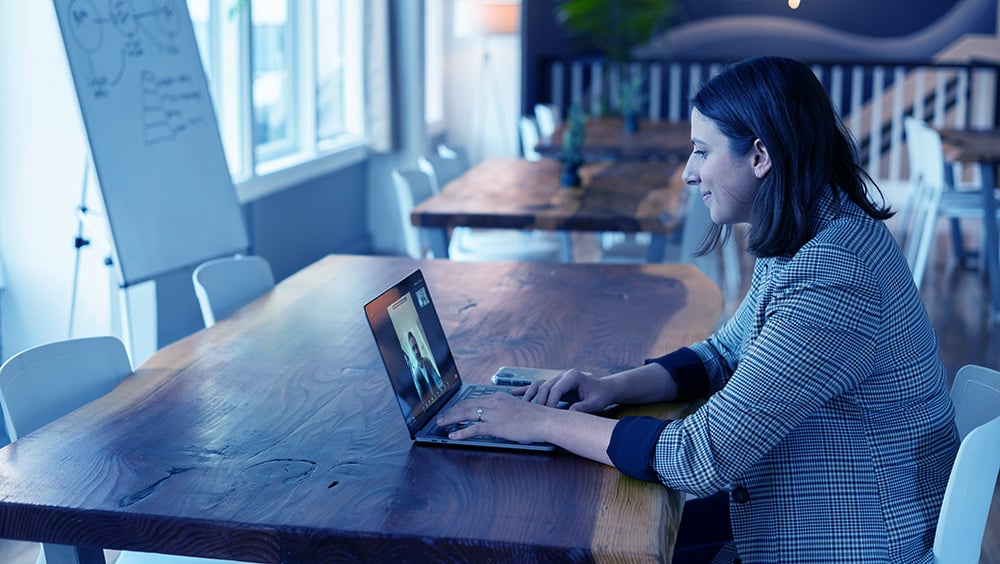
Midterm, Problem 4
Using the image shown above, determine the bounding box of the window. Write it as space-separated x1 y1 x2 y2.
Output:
186 0 366 192
424 0 445 130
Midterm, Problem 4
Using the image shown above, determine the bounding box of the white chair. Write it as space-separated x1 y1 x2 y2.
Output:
933 414 1000 563
0 337 131 444
950 364 1000 440
900 117 999 287
192 255 275 328
392 168 439 259
931 364 1000 563
417 154 466 194
533 103 560 139
392 167 566 262
0 337 239 564
900 117 949 288
519 116 542 162
436 143 470 167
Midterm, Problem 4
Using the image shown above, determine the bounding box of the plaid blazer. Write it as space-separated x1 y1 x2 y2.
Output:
621 192 959 563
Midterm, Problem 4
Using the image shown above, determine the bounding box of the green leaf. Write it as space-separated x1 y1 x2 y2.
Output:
556 0 673 60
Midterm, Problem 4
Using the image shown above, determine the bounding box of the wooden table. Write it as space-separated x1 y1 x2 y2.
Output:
535 118 692 162
937 127 1000 320
0 255 722 563
411 158 688 262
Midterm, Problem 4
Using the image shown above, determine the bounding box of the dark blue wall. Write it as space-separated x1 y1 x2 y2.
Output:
522 0 997 112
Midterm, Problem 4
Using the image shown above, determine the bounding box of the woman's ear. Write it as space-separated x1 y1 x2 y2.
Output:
752 138 772 179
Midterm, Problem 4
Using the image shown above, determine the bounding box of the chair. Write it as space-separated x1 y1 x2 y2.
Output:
0 337 237 564
931 364 1000 563
436 143 470 166
392 167 567 262
900 117 999 287
933 414 1000 563
0 336 132 444
392 168 439 259
417 154 466 194
950 364 1000 440
900 118 950 287
533 103 560 138
192 255 275 328
519 116 543 161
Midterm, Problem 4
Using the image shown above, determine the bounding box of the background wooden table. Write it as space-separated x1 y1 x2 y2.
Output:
937 127 1000 321
411 158 688 261
535 118 692 162
0 255 722 563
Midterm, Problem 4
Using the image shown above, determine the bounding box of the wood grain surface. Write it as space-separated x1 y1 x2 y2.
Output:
411 158 687 234
0 255 722 563
937 127 1000 163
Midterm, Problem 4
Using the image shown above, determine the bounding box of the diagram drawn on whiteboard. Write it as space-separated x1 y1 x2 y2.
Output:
64 0 209 146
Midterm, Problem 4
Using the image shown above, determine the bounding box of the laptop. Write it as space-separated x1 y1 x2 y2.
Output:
364 269 556 452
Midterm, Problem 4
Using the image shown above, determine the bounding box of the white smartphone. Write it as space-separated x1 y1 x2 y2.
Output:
491 366 564 386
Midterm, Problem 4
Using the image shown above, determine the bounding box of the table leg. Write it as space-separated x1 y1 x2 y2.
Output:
424 227 450 259
646 234 667 263
980 163 1000 322
40 543 104 564
558 232 574 263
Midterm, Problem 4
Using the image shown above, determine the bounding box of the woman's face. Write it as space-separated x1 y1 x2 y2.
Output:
682 108 769 225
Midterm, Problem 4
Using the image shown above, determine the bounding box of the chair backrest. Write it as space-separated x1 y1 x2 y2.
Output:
391 168 437 259
933 414 1000 563
901 117 948 288
951 364 1000 439
0 336 132 441
192 255 275 328
533 103 560 138
519 116 542 161
437 143 470 169
417 150 469 193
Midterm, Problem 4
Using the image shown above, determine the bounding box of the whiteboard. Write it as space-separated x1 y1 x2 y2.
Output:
53 0 248 287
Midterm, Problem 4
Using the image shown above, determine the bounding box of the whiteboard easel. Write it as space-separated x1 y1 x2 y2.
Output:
52 0 248 362
52 0 248 287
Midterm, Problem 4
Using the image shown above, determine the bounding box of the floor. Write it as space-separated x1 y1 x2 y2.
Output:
0 222 997 563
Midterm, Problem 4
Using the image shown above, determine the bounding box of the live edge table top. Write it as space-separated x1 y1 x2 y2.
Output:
0 255 722 563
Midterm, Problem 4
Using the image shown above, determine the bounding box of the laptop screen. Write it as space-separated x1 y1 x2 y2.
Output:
365 270 460 433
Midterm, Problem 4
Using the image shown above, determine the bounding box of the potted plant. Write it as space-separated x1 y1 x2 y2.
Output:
555 0 673 61
555 0 672 130
618 69 644 132
559 103 587 187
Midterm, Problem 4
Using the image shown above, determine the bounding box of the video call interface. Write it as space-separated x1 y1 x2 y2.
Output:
372 275 458 425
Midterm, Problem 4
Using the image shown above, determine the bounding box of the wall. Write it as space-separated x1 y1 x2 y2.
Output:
156 162 371 347
522 0 1000 112
0 1 117 362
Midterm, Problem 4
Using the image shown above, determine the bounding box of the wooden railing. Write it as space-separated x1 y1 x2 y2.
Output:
537 58 1000 184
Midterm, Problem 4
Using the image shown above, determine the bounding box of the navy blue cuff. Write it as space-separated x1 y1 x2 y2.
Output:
645 347 709 401
607 416 671 483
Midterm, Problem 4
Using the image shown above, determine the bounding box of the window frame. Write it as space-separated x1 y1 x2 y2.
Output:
187 0 368 203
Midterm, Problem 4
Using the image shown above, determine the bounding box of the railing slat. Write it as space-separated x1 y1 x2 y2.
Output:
539 58 999 183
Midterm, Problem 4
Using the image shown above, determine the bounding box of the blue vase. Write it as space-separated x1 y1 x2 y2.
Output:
624 114 639 133
560 163 582 187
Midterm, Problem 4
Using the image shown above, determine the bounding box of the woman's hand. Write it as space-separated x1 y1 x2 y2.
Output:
436 389 619 465
516 369 618 413
436 392 556 443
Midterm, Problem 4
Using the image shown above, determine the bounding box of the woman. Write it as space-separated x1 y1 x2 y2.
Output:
437 56 959 563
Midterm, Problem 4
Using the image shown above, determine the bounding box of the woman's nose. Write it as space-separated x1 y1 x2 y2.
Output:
682 160 699 185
